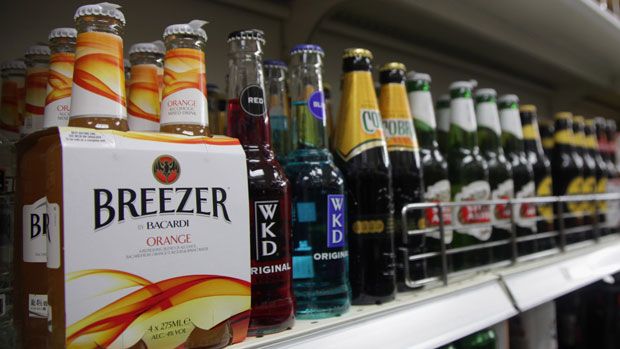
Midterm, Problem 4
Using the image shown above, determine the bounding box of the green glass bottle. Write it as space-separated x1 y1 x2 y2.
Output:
407 72 452 276
475 88 513 262
436 94 451 156
447 81 491 270
456 328 497 349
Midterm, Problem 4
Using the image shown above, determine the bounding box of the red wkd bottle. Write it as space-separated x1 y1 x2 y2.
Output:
226 29 294 336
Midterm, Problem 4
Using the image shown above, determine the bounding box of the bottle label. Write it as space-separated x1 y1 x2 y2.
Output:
1 75 24 134
582 175 597 215
566 176 584 214
24 66 49 134
422 179 453 244
160 48 208 126
253 200 285 262
450 97 477 132
409 91 436 129
522 123 537 140
308 90 325 120
71 31 127 119
491 179 514 228
436 108 451 133
127 63 161 126
28 294 48 319
57 128 251 347
475 102 501 135
453 180 492 241
22 197 48 263
515 181 537 229
335 71 387 161
597 177 608 213
537 175 554 223
327 194 346 248
240 84 266 117
47 203 60 269
379 83 418 152
499 108 523 139
542 137 554 150
44 52 75 128
554 130 572 145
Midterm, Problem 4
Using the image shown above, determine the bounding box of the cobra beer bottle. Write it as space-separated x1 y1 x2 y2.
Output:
520 105 555 250
160 20 209 136
436 94 451 156
226 29 294 335
585 119 607 237
595 117 612 234
499 94 537 255
43 28 77 129
574 116 596 240
285 44 350 318
447 81 491 270
68 2 127 131
407 72 451 276
551 112 584 244
127 41 165 131
474 89 513 262
264 60 291 162
0 60 26 140
378 63 425 289
22 45 50 136
333 48 396 304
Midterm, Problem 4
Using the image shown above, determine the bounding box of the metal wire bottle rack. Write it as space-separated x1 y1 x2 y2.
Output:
400 193 620 289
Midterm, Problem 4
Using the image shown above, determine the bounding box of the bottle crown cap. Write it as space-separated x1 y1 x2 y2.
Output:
379 62 406 72
520 104 537 113
74 3 125 25
498 94 519 104
227 29 265 44
342 48 373 59
24 45 51 56
573 115 585 124
449 80 474 90
474 88 496 97
164 20 208 41
0 60 26 71
129 40 165 55
406 71 431 82
263 59 287 69
49 27 77 40
554 111 573 120
290 44 324 55
585 119 595 127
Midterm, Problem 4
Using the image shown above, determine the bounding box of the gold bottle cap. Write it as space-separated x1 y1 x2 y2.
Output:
342 48 373 59
573 115 585 124
585 119 595 127
520 104 537 113
379 62 406 72
554 111 573 120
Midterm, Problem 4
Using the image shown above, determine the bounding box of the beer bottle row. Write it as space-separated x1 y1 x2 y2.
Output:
1 2 619 348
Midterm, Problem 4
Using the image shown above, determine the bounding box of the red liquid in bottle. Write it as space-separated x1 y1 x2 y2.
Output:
227 98 294 336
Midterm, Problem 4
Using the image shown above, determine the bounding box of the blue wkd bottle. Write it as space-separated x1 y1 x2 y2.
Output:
285 44 351 318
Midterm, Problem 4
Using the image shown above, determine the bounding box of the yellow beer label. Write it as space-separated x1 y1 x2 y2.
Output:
352 220 385 234
536 175 554 223
379 83 418 152
597 178 608 212
335 71 386 161
554 129 571 145
566 176 584 214
522 124 537 140
542 137 554 150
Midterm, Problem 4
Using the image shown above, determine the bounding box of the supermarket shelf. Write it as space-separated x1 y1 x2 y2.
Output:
232 237 620 349
499 235 620 312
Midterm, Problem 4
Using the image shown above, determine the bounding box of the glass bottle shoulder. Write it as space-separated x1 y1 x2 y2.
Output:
245 146 289 190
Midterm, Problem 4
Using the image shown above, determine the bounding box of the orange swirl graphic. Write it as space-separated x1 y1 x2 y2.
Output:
25 67 49 115
66 270 250 348
128 64 161 122
46 52 75 105
73 31 126 106
163 48 206 99
0 80 20 131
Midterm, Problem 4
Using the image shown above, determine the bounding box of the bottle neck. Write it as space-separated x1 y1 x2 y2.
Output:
500 106 524 153
226 40 269 147
448 90 478 150
129 52 163 67
475 98 501 152
521 112 546 155
290 53 326 150
407 82 438 149
50 37 76 55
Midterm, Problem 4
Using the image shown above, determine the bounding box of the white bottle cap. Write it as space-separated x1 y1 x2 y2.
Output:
0 60 26 71
406 71 431 82
74 2 125 25
163 20 208 41
49 27 78 40
498 94 519 104
129 40 165 55
449 80 474 90
24 45 51 56
474 88 497 97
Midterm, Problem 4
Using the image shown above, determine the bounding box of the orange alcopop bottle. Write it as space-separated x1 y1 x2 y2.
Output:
68 2 128 131
0 60 26 140
43 27 77 129
127 41 165 131
22 45 51 136
160 20 210 136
